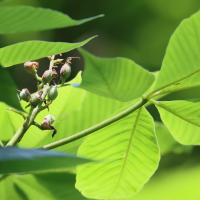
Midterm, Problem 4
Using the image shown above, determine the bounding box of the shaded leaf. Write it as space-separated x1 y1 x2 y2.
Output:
154 10 200 93
0 175 23 200
0 102 15 141
0 172 89 200
0 66 22 110
78 48 155 101
155 99 200 145
0 147 91 174
76 106 159 199
0 36 96 67
0 6 103 34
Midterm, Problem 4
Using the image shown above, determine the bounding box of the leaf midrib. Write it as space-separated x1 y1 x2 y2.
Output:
156 101 200 128
152 68 200 95
107 107 142 199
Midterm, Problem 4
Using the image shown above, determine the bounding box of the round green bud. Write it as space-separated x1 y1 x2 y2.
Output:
47 86 58 101
45 115 55 124
60 63 71 82
30 94 40 107
42 69 58 84
19 88 31 102
24 62 39 75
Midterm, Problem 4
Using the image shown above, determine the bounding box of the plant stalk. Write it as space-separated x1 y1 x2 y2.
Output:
40 98 148 150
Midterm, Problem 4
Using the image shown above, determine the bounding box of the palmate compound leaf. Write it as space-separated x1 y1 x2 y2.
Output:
0 147 91 174
0 36 96 67
0 6 103 34
152 10 200 95
76 106 160 199
154 99 200 145
77 48 155 102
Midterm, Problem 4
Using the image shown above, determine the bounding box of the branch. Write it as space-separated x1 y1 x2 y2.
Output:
32 121 42 130
40 98 147 150
6 107 27 119
6 107 34 147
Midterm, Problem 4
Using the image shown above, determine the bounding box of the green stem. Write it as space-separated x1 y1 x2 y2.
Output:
145 68 200 99
40 98 147 150
49 56 55 70
32 121 42 130
151 82 200 98
6 107 27 119
6 107 34 147
36 74 42 82
57 83 70 88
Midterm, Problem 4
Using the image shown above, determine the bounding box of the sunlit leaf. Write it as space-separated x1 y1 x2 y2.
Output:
0 36 96 67
155 99 200 145
0 6 103 34
123 155 200 200
76 106 159 199
77 48 155 102
0 147 90 174
154 10 200 93
155 122 193 155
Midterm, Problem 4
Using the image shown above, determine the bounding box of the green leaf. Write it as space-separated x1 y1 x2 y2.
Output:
78 48 155 101
0 102 15 142
0 6 103 34
155 122 193 155
0 66 22 111
153 10 200 94
0 147 90 174
0 36 96 67
0 175 23 200
122 156 200 200
76 106 160 199
154 99 200 145
0 172 89 200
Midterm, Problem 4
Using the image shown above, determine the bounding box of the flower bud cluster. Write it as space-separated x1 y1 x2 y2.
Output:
19 56 79 138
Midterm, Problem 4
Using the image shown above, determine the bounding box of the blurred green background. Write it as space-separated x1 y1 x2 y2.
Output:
1 0 200 199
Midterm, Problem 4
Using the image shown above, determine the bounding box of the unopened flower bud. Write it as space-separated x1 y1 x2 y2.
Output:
19 88 31 102
24 61 39 75
41 115 57 137
47 86 58 101
45 115 55 124
42 69 58 84
60 63 71 84
30 93 40 107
